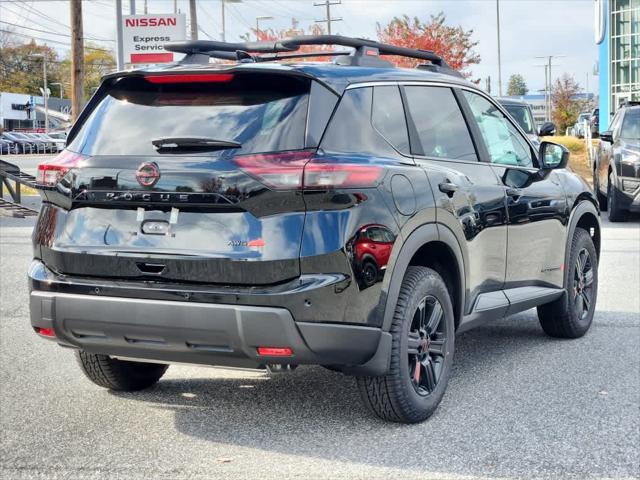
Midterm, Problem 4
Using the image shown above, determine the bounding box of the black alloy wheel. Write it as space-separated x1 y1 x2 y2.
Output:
407 296 447 396
573 248 594 321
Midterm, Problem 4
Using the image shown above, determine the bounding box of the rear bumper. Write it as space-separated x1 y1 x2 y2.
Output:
29 268 390 373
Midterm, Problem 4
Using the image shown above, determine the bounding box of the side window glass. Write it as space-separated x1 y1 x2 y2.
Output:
463 91 534 168
321 87 402 158
609 111 622 138
372 86 410 154
404 86 477 161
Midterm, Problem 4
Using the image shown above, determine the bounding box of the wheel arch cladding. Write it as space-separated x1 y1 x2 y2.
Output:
567 201 601 266
382 223 465 332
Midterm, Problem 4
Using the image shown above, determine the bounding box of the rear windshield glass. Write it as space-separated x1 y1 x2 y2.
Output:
68 73 310 156
503 104 535 134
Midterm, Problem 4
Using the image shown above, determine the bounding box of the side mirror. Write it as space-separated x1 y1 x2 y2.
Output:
539 141 569 169
539 122 556 136
600 130 614 143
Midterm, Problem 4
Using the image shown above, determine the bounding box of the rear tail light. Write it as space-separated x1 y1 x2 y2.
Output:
257 347 293 357
304 162 383 189
37 149 86 186
233 151 383 191
234 151 312 190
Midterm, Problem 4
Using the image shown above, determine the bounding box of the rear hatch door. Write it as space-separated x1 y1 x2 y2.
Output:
37 71 312 285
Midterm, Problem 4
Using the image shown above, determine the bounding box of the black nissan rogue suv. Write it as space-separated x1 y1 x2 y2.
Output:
29 36 601 423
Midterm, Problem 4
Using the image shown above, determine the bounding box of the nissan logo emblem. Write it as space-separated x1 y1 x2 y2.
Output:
135 162 161 187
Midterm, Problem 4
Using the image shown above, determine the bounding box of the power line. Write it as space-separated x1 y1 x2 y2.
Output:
2 2 115 42
314 0 341 35
0 20 115 42
0 28 113 52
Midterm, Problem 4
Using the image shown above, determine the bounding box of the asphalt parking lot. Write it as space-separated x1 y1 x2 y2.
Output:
1 196 638 479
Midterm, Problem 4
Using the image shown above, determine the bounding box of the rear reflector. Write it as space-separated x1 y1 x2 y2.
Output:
34 327 55 337
144 73 234 84
257 347 293 357
37 149 86 187
233 152 383 191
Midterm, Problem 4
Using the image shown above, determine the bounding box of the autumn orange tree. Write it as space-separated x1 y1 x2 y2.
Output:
241 19 332 61
376 12 480 75
551 74 584 134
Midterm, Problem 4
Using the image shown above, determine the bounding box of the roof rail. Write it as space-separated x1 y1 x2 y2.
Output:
165 35 458 73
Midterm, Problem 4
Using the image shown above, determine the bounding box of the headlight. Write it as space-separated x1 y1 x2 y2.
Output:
621 150 640 165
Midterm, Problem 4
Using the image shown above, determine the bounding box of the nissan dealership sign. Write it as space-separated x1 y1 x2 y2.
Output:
123 14 186 64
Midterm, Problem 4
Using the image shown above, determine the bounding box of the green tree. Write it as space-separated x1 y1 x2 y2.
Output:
0 37 62 95
507 74 528 96
551 73 584 134
59 43 116 100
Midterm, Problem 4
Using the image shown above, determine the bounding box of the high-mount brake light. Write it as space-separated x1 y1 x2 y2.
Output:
144 73 234 84
37 150 86 187
233 152 383 191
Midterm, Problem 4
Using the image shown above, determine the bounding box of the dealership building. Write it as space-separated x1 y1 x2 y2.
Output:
0 92 71 131
595 0 639 131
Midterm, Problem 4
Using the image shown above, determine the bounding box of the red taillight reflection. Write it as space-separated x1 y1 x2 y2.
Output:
37 150 86 186
233 152 383 191
257 347 293 357
34 327 55 337
144 73 234 84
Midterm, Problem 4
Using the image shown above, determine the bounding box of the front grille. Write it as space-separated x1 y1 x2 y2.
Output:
622 179 640 194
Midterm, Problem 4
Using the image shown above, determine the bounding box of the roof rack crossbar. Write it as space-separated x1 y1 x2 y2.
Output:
165 35 450 68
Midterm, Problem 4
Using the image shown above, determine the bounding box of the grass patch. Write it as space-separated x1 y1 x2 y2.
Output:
1 181 39 198
541 135 594 184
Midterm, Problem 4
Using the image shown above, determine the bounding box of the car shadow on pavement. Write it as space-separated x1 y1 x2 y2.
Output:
108 311 639 479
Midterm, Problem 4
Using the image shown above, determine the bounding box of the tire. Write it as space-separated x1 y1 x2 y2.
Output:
76 350 168 391
607 175 626 222
360 259 379 288
537 228 598 338
357 266 455 423
594 170 607 211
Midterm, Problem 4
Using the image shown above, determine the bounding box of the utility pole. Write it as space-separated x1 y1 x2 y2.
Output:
535 55 565 122
221 0 242 42
255 16 273 41
70 0 84 122
496 0 502 96
130 0 136 14
189 0 198 39
586 72 589 95
314 0 342 35
116 0 124 70
144 0 148 14
29 53 49 132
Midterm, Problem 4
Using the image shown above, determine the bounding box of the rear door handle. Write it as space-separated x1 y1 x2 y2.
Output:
438 182 459 196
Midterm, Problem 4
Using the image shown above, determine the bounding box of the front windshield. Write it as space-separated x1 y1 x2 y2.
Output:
503 104 535 134
620 110 639 140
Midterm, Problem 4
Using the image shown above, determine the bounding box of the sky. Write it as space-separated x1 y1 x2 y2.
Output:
0 0 599 95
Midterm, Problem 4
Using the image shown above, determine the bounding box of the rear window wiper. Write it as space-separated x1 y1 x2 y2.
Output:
152 137 242 152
